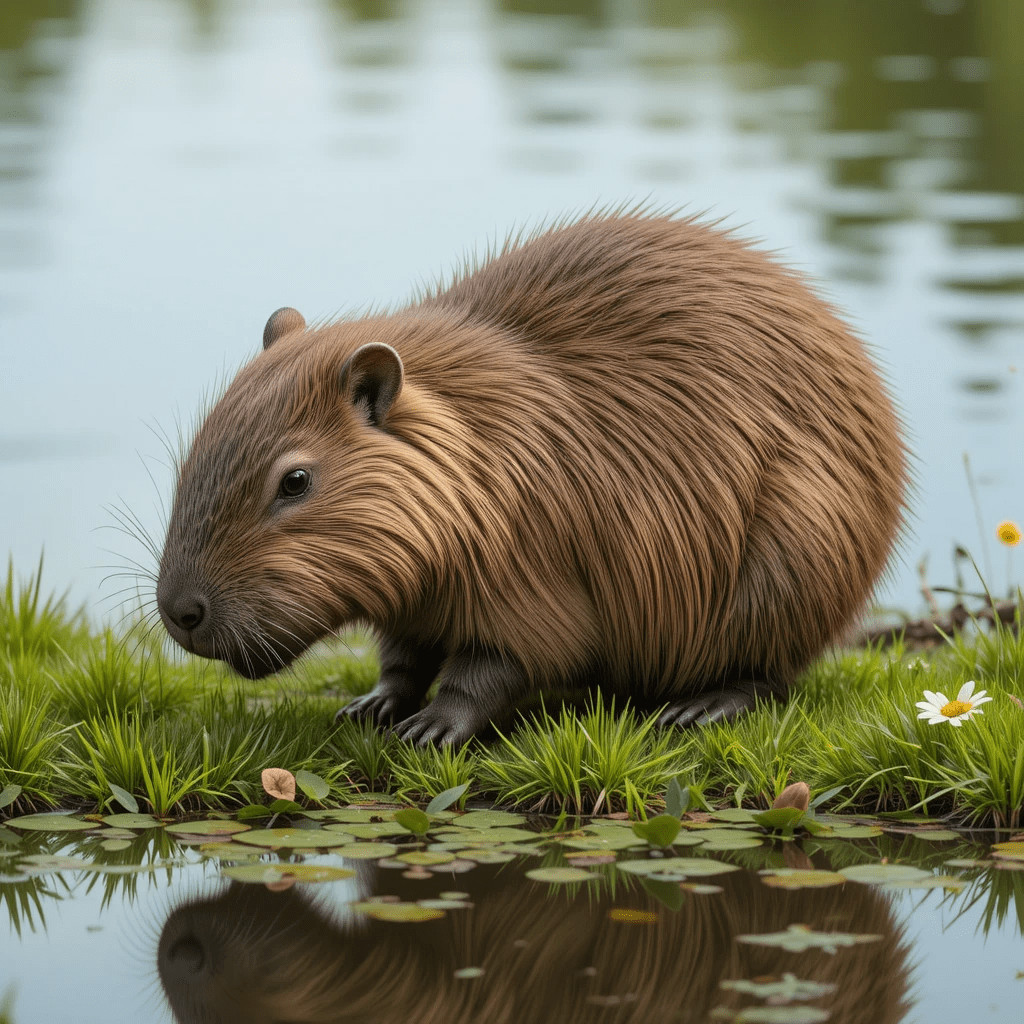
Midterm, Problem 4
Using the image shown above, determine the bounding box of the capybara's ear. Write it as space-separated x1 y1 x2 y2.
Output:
339 343 404 427
262 307 306 350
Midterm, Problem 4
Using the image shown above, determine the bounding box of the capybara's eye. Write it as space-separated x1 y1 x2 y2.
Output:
278 469 311 498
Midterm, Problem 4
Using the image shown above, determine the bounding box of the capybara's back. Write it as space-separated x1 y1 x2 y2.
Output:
158 211 906 743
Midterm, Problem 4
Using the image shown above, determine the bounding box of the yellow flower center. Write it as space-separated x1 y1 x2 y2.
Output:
997 521 1022 546
940 699 972 717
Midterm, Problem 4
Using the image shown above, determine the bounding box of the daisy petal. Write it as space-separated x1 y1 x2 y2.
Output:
973 708 984 715
927 716 946 725
923 690 942 705
973 694 992 705
957 681 976 702
949 716 963 726
916 702 937 711
917 710 935 719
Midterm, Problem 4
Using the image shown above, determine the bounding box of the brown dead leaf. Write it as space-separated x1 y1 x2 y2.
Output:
261 768 296 802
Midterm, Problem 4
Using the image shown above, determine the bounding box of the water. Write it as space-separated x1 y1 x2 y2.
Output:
1 0 1022 617
1 814 1022 1023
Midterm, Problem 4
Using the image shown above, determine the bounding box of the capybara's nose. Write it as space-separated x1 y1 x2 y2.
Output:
158 578 208 634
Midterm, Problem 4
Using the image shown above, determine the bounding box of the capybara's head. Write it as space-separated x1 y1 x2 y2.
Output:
156 306 452 678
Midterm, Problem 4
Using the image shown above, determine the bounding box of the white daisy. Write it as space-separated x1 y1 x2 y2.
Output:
915 680 992 726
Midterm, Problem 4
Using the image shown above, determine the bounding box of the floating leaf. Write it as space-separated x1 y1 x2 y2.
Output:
102 813 162 830
737 923 882 955
817 825 883 839
395 808 431 836
460 849 515 864
164 820 251 837
419 898 471 910
234 828 349 849
759 870 846 889
908 829 959 842
563 833 650 851
680 883 723 895
710 808 759 823
992 841 1024 861
295 769 330 802
711 1005 831 1023
313 808 398 823
632 814 681 848
108 784 139 815
608 908 659 924
454 810 527 829
352 901 445 922
99 839 133 852
261 768 296 802
426 784 470 814
223 863 355 884
435 826 537 844
526 867 597 884
752 807 806 831
0 784 23 810
453 967 484 979
5 814 94 833
700 836 764 851
838 864 931 885
398 851 455 866
336 842 400 860
719 973 836 1001
329 822 409 840
618 857 739 878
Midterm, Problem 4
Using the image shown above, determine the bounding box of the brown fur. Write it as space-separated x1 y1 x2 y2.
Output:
158 210 905 738
157 859 911 1024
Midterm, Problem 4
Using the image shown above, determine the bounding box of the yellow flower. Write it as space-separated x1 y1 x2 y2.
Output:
997 521 1021 546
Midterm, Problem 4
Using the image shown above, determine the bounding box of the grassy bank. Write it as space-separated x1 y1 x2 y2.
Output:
1 563 1022 827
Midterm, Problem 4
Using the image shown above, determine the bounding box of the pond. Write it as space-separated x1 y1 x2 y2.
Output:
1 804 1022 1023
1 0 1023 615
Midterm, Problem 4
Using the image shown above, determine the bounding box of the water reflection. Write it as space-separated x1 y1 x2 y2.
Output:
157 860 909 1024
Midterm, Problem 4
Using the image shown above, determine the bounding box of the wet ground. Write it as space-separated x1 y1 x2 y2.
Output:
1 805 1021 1023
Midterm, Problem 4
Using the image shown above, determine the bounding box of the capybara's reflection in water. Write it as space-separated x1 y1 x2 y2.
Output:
158 861 910 1024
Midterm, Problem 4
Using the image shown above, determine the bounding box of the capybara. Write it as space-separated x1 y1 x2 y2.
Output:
156 210 905 743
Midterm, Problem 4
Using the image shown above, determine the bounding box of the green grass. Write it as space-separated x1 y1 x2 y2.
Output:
1 561 1023 826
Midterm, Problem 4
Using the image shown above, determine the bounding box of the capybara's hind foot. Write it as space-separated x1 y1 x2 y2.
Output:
656 680 778 729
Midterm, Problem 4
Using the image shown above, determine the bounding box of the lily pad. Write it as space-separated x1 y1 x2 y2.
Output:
525 867 597 883
563 833 650 851
818 825 884 839
759 870 846 889
322 822 409 839
397 851 455 866
906 829 959 842
102 813 163 830
700 835 764 851
737 923 882 954
838 864 931 885
234 828 344 849
459 849 515 864
992 841 1024 861
434 826 537 844
453 966 484 979
5 814 94 833
710 808 759 823
99 839 133 852
711 1005 831 1023
223 863 355 884
165 820 251 837
335 842 400 860
453 810 527 829
352 901 445 922
617 857 739 878
719 974 836 1001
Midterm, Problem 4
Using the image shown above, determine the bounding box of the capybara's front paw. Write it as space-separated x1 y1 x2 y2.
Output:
336 684 421 727
391 698 489 747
